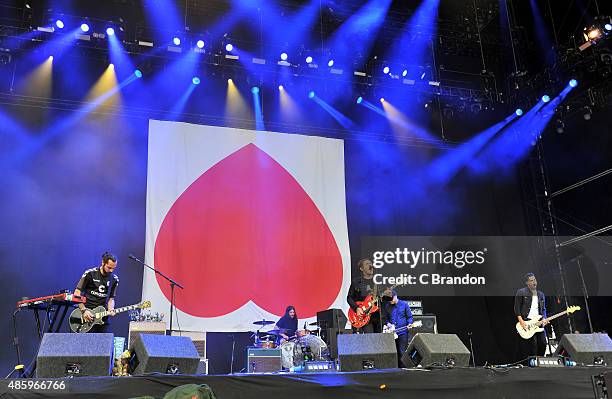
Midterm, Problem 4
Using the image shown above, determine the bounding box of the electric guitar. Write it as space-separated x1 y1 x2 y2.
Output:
69 301 151 333
348 283 404 328
383 320 423 339
515 305 580 339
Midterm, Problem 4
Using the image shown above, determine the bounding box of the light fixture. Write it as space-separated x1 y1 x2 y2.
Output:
80 23 90 33
196 40 205 49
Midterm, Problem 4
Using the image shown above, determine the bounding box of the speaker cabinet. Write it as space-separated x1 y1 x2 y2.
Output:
412 315 437 334
317 308 348 329
337 333 397 371
246 347 281 373
130 334 199 375
320 328 352 359
36 333 114 378
554 333 612 366
403 333 470 368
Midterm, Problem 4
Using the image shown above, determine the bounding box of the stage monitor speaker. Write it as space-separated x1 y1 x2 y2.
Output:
554 333 612 366
130 334 199 375
320 328 352 359
36 333 114 378
317 308 348 330
403 333 470 368
412 315 437 334
337 333 397 371
246 347 281 373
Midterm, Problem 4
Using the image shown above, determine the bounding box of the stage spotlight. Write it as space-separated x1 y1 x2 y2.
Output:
383 66 390 74
583 106 592 120
380 97 385 103
541 95 550 103
49 55 54 61
280 52 288 61
356 96 363 104
227 78 233 83
251 86 260 94
173 37 181 46
555 119 565 134
308 91 315 99
134 69 143 78
305 56 313 64
106 27 115 36
402 69 408 77
225 43 234 52
55 19 64 29
80 23 90 33
196 40 205 49
569 79 578 87
515 108 523 116
327 59 334 67
109 63 114 69
278 85 284 91
586 28 602 41
605 23 612 31
192 77 201 85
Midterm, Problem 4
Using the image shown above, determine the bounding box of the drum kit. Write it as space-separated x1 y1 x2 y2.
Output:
252 320 330 369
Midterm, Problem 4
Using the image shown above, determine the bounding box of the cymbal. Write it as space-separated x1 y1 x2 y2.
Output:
265 328 289 335
308 321 321 326
253 320 275 326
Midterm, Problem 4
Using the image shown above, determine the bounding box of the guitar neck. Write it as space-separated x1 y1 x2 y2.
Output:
98 304 140 317
539 310 569 324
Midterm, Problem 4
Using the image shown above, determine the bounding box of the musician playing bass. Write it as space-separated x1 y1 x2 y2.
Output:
73 252 119 333
347 258 382 333
382 288 413 367
514 272 548 360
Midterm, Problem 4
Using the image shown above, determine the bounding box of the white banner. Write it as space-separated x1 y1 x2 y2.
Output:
143 120 351 332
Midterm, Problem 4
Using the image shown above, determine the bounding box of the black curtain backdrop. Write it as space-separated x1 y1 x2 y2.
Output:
1 106 609 375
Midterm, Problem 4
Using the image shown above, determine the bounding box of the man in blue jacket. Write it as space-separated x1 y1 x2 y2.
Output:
382 288 413 367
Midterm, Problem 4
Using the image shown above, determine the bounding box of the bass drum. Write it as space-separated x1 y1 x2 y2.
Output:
280 341 296 369
298 334 329 360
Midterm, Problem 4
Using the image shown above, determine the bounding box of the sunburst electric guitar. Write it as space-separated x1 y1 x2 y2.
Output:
515 305 580 339
69 301 151 333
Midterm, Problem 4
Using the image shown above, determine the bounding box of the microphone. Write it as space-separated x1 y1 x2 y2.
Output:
129 254 139 261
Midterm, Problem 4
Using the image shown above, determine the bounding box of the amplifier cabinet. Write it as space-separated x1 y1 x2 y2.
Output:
246 347 281 373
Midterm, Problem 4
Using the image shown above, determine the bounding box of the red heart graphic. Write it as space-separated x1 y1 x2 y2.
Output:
154 143 343 318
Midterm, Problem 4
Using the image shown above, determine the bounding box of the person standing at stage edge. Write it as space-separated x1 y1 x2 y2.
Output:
74 252 119 333
514 272 548 361
347 258 382 333
382 288 414 367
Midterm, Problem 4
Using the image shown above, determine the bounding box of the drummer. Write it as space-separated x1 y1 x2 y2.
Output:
275 305 298 343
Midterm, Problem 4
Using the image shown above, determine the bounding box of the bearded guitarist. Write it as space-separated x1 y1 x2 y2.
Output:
73 252 119 333
514 272 548 360
347 258 382 333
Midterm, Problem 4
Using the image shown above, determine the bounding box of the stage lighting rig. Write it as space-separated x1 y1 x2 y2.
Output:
579 16 612 51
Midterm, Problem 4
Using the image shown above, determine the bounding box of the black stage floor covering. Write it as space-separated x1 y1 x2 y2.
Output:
1 367 609 399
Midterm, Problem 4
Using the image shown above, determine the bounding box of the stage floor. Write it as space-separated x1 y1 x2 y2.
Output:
1 366 609 399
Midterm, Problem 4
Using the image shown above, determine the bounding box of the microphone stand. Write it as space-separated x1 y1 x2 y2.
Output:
129 255 184 335
575 257 594 333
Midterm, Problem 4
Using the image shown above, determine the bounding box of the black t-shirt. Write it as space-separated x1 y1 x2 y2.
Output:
276 315 298 337
76 267 119 309
347 276 377 311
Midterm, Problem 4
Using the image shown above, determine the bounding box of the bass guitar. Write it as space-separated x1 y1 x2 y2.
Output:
347 283 404 328
69 301 151 333
515 305 580 339
383 320 423 339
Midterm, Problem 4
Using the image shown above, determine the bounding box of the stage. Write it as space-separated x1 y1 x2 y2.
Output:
2 367 609 399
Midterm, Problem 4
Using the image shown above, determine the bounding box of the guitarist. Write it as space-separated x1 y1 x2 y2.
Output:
514 272 548 360
347 258 382 333
382 288 413 367
73 252 119 333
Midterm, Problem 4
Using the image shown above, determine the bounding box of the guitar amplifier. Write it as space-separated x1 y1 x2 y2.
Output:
128 321 167 350
246 347 281 373
412 315 437 334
